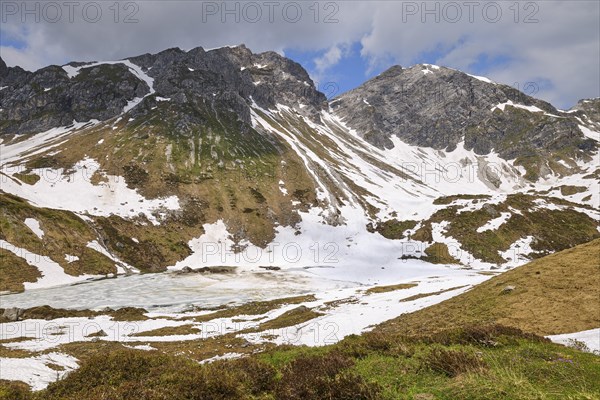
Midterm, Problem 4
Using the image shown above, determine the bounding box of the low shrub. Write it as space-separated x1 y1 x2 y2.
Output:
275 352 381 400
205 357 277 395
420 324 547 347
0 380 32 400
422 347 487 377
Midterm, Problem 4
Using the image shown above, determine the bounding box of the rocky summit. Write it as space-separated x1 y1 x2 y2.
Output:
0 45 326 137
331 64 598 180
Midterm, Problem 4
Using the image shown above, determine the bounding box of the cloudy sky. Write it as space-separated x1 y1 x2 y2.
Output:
1 0 598 108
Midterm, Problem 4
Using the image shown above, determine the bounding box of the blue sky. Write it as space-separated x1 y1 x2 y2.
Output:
284 44 380 98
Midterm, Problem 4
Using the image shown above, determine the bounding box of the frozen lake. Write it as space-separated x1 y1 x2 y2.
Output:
0 260 471 312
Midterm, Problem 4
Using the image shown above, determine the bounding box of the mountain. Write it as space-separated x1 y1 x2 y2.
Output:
0 45 326 136
331 64 599 181
0 46 598 293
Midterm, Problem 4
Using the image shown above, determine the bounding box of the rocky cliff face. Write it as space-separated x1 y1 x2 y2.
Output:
0 63 149 135
0 45 326 137
331 64 598 178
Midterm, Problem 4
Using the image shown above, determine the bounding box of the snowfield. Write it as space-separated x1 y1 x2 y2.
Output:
1 157 180 225
0 353 79 391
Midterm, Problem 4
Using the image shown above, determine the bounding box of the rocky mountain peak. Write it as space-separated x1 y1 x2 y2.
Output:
375 64 404 79
331 63 597 176
0 45 327 136
571 97 600 115
1 48 597 184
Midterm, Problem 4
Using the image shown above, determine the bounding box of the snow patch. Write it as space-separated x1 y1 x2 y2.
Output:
62 65 83 78
123 344 157 351
499 236 534 268
0 240 97 289
490 100 562 118
0 120 100 166
24 218 44 239
278 180 288 195
548 328 600 354
467 73 494 84
476 212 511 233
200 352 244 364
65 254 79 263
0 157 180 226
0 353 79 391
491 100 544 113
579 125 599 141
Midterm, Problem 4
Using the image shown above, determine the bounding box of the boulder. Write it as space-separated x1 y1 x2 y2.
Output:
2 307 24 322
502 285 516 294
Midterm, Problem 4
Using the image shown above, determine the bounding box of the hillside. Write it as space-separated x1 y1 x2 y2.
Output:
1 233 598 396
2 326 600 400
377 239 600 336
1 46 598 294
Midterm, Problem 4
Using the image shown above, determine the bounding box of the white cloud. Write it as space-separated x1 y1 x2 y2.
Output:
311 43 352 85
315 45 344 74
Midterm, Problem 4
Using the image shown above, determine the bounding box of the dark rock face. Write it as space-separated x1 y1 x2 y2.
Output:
331 65 597 160
0 45 327 136
128 45 326 123
0 61 149 135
